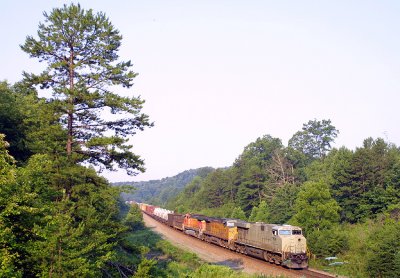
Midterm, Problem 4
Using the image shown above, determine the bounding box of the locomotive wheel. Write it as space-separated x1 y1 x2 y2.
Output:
263 251 271 262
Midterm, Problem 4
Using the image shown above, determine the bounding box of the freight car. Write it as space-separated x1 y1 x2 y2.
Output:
137 203 308 269
153 207 173 224
168 213 185 230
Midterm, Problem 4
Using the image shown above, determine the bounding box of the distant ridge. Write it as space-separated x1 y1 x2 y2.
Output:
113 167 214 206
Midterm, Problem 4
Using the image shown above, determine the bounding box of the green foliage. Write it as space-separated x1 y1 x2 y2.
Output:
236 164 265 212
366 220 400 277
22 159 124 276
235 135 283 169
0 82 32 162
156 240 202 270
268 183 299 224
0 146 129 276
189 264 242 278
230 207 247 220
291 180 340 233
124 204 144 231
307 226 349 257
0 134 15 183
308 216 400 278
326 139 400 223
235 135 283 212
21 3 152 175
165 168 237 214
196 202 236 218
0 135 23 276
0 82 62 163
120 167 214 207
195 169 235 209
132 258 158 278
248 200 270 222
288 119 339 160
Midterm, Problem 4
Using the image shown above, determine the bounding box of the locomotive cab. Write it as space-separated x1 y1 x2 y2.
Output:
275 225 308 269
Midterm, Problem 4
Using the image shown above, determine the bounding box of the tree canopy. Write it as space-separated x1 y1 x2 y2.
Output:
288 119 338 160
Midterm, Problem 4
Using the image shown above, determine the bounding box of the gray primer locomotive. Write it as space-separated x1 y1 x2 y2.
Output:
228 220 308 269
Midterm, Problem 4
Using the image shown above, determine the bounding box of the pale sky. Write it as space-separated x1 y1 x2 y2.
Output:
1 1 399 182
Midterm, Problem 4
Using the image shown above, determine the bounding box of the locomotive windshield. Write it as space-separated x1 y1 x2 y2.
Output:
279 230 291 235
278 229 302 235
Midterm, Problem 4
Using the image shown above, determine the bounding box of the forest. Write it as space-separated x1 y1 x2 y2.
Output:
0 3 399 278
165 120 400 277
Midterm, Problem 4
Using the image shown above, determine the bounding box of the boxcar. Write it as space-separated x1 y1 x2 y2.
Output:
145 204 157 216
167 213 185 230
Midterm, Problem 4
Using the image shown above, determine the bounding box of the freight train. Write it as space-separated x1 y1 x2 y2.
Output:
137 202 308 269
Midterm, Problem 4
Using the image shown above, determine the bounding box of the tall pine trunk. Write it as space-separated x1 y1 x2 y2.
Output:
67 48 74 157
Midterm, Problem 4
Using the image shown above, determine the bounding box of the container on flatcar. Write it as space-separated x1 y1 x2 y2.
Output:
154 208 173 223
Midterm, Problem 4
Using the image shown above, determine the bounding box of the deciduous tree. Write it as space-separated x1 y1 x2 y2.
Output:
291 180 340 233
248 200 270 222
288 119 338 160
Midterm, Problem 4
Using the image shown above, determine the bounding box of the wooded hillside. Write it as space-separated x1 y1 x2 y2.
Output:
114 167 214 206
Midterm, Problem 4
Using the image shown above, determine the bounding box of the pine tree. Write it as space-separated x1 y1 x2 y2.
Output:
20 3 152 176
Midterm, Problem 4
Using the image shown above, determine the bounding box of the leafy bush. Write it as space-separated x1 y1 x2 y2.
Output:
366 220 400 277
307 226 349 257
